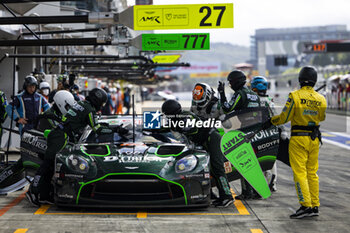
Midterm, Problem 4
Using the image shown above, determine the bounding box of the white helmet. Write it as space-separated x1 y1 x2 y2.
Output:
39 81 50 90
53 90 76 115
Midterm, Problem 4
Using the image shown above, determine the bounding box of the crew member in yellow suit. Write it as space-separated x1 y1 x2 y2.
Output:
262 66 327 219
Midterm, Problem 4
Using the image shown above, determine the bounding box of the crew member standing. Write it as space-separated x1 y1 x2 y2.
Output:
218 70 261 200
26 88 128 206
262 66 327 219
251 76 289 193
6 76 50 135
162 99 234 207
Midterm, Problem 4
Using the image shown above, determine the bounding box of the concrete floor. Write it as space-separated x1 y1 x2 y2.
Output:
0 141 349 233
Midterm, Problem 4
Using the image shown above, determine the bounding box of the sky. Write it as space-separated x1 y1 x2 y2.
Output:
127 0 350 47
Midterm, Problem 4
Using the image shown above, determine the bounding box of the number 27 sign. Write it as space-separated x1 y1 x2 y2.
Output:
133 3 233 30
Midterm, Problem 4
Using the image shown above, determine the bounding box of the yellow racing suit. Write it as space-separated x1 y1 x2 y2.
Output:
271 86 327 207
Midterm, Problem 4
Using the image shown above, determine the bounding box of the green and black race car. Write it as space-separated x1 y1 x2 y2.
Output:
9 107 280 207
52 115 211 208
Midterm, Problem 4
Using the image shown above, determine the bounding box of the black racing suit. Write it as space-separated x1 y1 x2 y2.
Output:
32 101 114 200
0 106 61 190
220 86 261 113
169 110 233 199
219 86 261 198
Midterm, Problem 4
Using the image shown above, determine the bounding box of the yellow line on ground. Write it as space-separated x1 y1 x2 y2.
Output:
231 189 250 215
137 212 147 218
147 213 241 216
234 199 250 215
14 229 28 233
34 205 51 215
43 212 136 215
42 212 240 216
250 229 263 233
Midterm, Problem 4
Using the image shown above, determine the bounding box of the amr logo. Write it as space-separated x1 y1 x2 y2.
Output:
139 16 161 24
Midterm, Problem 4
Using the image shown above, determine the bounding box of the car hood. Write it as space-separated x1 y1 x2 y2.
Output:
76 143 186 175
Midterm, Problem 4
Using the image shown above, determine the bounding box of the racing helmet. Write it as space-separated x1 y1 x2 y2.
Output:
227 70 246 91
23 75 38 90
53 90 76 115
192 83 215 107
57 74 68 83
251 76 268 94
71 84 80 91
161 99 182 115
87 88 108 111
298 66 317 87
39 81 50 90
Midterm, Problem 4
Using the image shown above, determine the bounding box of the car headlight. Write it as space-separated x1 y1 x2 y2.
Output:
175 155 197 173
66 155 89 174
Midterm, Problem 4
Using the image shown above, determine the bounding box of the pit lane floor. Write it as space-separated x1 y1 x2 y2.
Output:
0 142 350 233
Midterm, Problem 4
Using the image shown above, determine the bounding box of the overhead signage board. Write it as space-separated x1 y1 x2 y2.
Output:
131 3 233 30
142 33 210 51
304 43 327 53
190 71 230 78
152 54 181 63
157 61 221 74
304 42 350 53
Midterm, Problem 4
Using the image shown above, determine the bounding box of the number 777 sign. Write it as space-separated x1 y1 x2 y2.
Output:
141 33 210 50
120 3 233 30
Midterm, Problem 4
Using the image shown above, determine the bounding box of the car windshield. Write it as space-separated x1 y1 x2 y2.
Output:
222 107 268 131
80 116 184 144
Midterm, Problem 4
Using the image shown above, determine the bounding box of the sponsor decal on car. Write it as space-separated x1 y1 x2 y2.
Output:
185 174 203 178
57 193 74 199
20 147 39 157
103 155 163 163
64 174 84 178
250 128 279 143
22 132 47 150
190 194 208 199
257 139 279 151
224 161 232 174
0 169 13 183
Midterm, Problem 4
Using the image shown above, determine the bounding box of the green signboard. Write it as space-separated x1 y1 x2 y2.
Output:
220 130 271 199
142 33 210 51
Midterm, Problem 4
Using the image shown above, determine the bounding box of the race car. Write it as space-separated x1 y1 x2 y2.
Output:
21 115 211 208
9 107 280 207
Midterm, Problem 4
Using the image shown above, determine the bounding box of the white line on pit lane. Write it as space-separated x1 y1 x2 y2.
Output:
322 138 350 150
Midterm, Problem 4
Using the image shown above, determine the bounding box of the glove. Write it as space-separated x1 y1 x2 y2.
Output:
261 118 272 130
280 131 288 140
217 81 225 94
115 124 129 135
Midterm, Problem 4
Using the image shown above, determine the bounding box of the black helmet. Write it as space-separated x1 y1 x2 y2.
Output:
161 99 182 115
103 86 110 93
23 75 38 90
87 88 108 110
298 66 317 87
227 70 246 91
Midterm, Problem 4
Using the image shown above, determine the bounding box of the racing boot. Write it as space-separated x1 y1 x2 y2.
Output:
251 189 262 200
213 196 234 208
25 185 40 207
236 179 254 200
210 189 220 201
39 182 54 205
309 206 319 217
290 205 313 219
